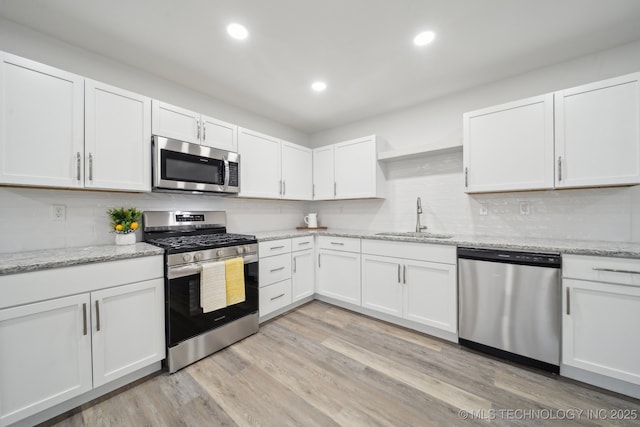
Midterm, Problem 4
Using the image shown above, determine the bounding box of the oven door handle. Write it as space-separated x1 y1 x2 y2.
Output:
168 265 202 279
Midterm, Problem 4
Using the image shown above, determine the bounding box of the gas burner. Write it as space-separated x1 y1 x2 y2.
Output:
146 233 257 253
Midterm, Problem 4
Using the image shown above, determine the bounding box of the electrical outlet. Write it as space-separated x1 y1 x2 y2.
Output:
52 204 66 221
519 201 530 215
479 202 488 216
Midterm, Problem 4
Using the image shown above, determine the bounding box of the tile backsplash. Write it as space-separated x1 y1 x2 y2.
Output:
2 149 639 254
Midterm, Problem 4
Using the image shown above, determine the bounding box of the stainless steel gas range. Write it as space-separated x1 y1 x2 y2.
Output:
143 210 259 373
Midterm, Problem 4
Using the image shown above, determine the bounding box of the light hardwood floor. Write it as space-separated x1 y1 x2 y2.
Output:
45 301 640 426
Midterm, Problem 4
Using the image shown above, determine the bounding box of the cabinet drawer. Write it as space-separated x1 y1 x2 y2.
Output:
563 255 640 287
362 239 455 264
259 239 292 257
292 235 314 252
259 253 291 287
259 280 292 316
318 236 360 252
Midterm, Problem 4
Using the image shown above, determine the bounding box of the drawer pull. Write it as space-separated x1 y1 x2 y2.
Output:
566 287 570 315
403 265 407 284
95 300 101 332
270 245 285 250
330 242 345 246
293 257 297 273
593 267 640 275
82 303 87 336
270 266 285 273
397 264 401 283
298 241 311 246
270 293 286 301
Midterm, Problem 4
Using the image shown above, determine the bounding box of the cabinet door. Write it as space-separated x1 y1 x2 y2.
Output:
201 115 237 151
0 294 92 426
238 128 281 198
555 73 640 188
334 136 378 198
361 254 403 317
312 145 335 200
563 278 640 385
91 279 165 388
85 80 151 191
292 249 315 301
281 140 312 200
317 249 361 305
403 260 457 333
151 100 200 144
0 52 84 188
463 94 554 193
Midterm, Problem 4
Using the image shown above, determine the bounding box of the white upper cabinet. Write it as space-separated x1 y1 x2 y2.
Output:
281 140 312 200
463 94 554 192
238 128 312 200
313 135 385 200
238 127 281 198
464 72 640 193
151 100 237 151
85 80 151 192
312 145 335 200
555 72 640 189
0 52 84 188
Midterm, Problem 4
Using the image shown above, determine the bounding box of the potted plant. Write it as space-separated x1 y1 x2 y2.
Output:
107 207 142 245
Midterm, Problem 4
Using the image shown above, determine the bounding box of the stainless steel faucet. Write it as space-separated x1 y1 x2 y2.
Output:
416 197 427 232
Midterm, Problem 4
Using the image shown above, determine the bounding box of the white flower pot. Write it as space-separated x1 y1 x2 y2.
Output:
115 233 136 245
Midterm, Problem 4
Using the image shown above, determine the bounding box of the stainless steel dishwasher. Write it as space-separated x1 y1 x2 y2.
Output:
458 247 561 373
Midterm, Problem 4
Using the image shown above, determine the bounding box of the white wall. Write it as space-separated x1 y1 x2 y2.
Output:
310 39 640 242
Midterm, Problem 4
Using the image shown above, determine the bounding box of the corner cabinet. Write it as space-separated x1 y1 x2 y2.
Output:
238 128 312 200
463 94 554 192
313 135 385 200
0 256 164 426
0 51 84 188
151 100 237 152
562 255 640 390
464 72 640 193
555 73 640 188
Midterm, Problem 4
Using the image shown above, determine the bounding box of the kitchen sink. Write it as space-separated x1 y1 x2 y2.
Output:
376 231 453 239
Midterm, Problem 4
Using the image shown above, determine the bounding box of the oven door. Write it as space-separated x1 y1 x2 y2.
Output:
165 257 258 348
153 136 239 193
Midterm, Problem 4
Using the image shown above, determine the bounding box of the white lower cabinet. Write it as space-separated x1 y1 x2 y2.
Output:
0 256 164 426
562 255 640 388
361 240 457 335
316 237 361 305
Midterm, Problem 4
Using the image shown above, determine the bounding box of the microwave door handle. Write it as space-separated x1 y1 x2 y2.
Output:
223 159 230 191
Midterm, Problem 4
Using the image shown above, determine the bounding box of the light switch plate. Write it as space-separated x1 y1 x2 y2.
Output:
479 202 488 216
519 201 530 215
52 204 66 221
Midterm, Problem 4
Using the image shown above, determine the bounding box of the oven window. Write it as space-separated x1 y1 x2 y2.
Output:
162 150 224 185
166 261 258 347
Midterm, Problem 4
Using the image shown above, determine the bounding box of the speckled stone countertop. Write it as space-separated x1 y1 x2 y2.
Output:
0 243 164 276
251 229 640 258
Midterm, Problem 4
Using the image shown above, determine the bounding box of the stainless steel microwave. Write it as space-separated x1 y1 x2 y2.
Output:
152 136 240 194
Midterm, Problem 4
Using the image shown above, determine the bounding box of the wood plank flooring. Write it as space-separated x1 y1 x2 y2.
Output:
45 301 640 426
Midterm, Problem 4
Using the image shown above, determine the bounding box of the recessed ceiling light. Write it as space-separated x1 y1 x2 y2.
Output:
227 23 248 40
311 81 327 92
413 31 435 47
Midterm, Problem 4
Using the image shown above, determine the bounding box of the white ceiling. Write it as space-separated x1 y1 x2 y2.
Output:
1 0 640 133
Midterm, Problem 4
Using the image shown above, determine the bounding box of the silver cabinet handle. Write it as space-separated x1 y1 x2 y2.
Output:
88 153 93 181
330 242 344 246
270 293 285 301
270 266 285 273
279 180 282 196
82 303 87 336
403 265 407 284
464 167 468 187
282 180 286 196
334 182 337 197
397 264 401 283
318 254 321 268
558 157 562 181
312 184 315 198
95 300 101 332
270 245 285 250
593 267 640 275
297 241 311 247
566 287 570 315
203 122 206 142
293 256 297 273
196 119 201 140
76 152 81 181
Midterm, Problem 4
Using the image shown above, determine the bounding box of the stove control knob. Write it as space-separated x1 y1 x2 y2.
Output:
182 253 192 263
236 246 244 254
194 252 203 262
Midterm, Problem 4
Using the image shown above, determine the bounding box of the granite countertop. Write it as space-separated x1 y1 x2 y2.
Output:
251 229 640 258
0 243 164 276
